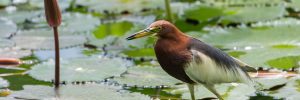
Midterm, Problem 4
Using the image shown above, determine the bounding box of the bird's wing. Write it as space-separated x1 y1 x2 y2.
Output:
184 38 253 84
231 57 257 72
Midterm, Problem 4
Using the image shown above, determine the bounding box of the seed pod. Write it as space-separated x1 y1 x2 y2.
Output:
44 0 61 27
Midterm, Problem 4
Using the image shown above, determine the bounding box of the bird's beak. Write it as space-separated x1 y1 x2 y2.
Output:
126 27 160 40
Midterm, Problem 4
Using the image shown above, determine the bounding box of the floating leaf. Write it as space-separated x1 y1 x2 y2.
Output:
122 48 155 57
0 48 31 58
267 56 300 69
12 29 86 50
239 47 300 68
75 0 164 13
0 39 14 49
3 74 51 90
181 84 256 100
0 18 17 38
29 56 131 82
222 3 285 23
34 47 85 61
202 26 300 50
269 76 300 100
28 0 71 10
255 77 288 90
114 66 180 87
184 5 223 21
28 12 100 33
0 1 10 6
0 78 9 88
4 84 150 100
93 21 133 39
0 10 43 24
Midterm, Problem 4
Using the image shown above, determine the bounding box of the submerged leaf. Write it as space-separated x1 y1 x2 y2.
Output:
4 84 150 100
29 56 131 82
114 65 180 87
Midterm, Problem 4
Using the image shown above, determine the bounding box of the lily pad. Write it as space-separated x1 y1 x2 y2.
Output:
93 21 134 39
181 84 256 100
4 84 150 100
255 77 288 90
269 76 300 100
0 1 10 6
29 56 131 82
222 3 285 23
114 65 181 87
238 47 300 68
0 10 43 24
34 47 85 61
0 39 14 49
12 29 87 50
76 0 164 13
267 56 300 69
0 48 31 58
28 12 100 33
202 25 300 50
0 78 9 88
0 18 17 38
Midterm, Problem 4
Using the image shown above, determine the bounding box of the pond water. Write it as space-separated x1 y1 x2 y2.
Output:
0 0 300 100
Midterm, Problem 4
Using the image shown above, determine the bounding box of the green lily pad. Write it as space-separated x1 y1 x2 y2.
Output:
222 3 285 23
269 76 300 100
93 21 133 39
122 48 155 57
267 56 300 69
202 25 300 50
239 47 300 68
76 0 164 13
29 56 131 82
0 10 43 24
114 65 181 87
28 12 100 33
12 29 87 50
0 39 14 49
28 0 71 9
3 74 51 90
4 84 150 100
0 1 10 6
34 47 85 61
287 0 300 10
181 84 256 100
184 5 223 21
255 77 288 90
0 18 17 38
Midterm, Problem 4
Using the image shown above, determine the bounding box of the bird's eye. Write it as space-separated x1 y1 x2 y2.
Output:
157 27 162 30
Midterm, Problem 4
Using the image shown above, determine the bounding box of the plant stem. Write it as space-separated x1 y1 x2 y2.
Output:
164 0 173 22
53 26 60 88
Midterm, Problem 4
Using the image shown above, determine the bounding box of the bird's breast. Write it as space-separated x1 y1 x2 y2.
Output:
154 40 195 83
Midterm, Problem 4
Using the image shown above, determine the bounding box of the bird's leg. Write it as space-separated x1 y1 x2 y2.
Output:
187 84 195 100
203 84 224 100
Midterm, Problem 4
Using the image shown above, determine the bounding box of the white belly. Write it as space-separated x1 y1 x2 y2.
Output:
184 50 251 85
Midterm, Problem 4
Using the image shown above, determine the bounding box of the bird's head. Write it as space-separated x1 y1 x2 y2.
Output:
126 20 182 40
